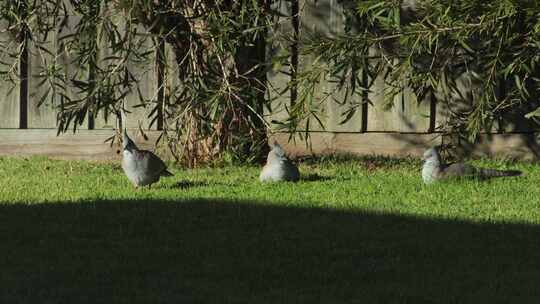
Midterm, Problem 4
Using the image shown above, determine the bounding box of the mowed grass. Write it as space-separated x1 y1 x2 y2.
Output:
1 155 540 303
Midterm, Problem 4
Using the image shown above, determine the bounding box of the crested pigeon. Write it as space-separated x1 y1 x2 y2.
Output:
260 141 300 182
121 130 173 188
422 147 522 184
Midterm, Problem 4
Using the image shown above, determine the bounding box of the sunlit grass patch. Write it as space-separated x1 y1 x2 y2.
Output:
0 156 539 303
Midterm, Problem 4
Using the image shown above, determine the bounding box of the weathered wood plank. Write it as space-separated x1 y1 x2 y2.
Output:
493 80 539 133
90 13 117 131
162 42 179 129
435 71 538 133
301 0 336 37
434 71 472 132
298 0 364 132
270 132 441 158
27 32 58 128
271 131 540 160
317 0 363 132
367 67 432 132
364 49 402 132
366 68 401 131
442 133 540 161
398 85 431 132
367 67 431 132
123 27 158 130
0 128 538 161
0 27 20 128
265 60 292 129
0 129 165 161
57 13 90 130
265 0 295 129
94 15 157 130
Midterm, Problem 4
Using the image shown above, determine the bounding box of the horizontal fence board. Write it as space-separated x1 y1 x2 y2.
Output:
268 132 540 160
0 129 163 161
271 132 441 157
444 133 540 160
0 129 538 160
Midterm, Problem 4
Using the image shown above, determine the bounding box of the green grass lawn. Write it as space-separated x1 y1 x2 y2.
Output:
1 156 539 303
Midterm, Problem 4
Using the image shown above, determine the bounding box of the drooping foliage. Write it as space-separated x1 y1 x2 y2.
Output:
2 0 540 164
291 0 540 140
0 0 275 166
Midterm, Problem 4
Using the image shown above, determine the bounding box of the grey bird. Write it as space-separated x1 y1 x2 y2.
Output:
260 141 300 182
121 130 173 188
422 147 522 184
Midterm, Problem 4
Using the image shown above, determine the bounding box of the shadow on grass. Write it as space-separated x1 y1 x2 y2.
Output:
168 180 213 189
301 173 333 182
1 199 539 303
298 154 421 170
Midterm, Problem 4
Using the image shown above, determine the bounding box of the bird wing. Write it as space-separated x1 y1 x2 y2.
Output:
136 150 168 175
283 159 300 181
439 162 478 179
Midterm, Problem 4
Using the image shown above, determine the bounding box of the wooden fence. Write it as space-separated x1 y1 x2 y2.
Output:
0 0 539 160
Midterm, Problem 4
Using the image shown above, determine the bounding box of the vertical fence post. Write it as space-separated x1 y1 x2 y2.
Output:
428 91 437 133
88 51 96 130
290 0 299 106
19 39 28 129
361 61 369 132
156 39 165 131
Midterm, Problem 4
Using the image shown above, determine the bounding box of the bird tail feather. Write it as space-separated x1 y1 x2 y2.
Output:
161 170 174 177
480 168 522 178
